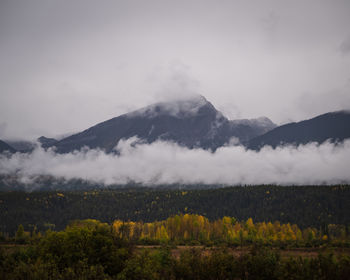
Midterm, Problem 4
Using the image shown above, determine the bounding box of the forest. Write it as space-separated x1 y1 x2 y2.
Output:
111 214 350 247
7 214 350 247
1 217 350 279
0 185 349 235
1 185 350 279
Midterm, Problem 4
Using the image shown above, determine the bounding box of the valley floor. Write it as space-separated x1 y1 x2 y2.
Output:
136 245 350 259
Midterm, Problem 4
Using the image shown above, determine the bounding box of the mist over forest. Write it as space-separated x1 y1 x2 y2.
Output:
0 138 349 188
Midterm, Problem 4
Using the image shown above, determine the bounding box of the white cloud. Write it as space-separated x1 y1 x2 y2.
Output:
1 138 349 187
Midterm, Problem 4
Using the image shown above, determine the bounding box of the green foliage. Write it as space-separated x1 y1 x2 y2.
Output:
39 220 131 275
15 224 30 244
242 247 281 279
0 220 350 279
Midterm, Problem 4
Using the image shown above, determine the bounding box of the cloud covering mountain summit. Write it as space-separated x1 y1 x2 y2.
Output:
43 95 276 153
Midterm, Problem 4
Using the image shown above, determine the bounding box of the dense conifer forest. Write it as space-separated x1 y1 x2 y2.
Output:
0 185 349 235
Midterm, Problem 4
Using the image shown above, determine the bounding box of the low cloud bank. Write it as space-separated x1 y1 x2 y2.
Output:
1 138 350 186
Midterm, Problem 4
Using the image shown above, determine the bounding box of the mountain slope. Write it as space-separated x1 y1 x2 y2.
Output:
38 136 58 148
48 96 275 153
0 140 16 153
248 110 350 150
229 117 276 144
6 140 35 153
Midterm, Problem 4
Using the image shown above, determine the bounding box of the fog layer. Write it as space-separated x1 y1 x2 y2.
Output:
1 138 349 186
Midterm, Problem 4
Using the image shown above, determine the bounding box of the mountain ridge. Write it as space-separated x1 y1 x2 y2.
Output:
0 139 16 153
248 110 350 150
4 96 348 154
44 95 276 153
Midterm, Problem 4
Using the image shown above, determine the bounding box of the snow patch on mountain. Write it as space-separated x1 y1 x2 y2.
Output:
126 95 210 119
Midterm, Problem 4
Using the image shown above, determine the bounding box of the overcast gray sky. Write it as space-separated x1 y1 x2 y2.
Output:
1 0 350 140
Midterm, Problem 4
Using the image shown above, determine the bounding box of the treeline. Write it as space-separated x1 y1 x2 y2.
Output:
1 218 350 279
1 185 349 235
5 214 350 247
112 214 349 247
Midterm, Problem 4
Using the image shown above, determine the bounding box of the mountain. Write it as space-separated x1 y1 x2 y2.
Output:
5 137 59 153
6 140 36 153
229 117 276 144
38 136 58 148
0 140 16 153
248 110 350 150
46 95 276 153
